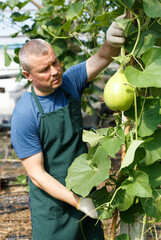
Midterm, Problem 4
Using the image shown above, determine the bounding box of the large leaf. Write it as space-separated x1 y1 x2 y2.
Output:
133 30 157 58
141 189 161 220
125 47 161 88
120 201 144 224
143 0 161 17
137 98 161 137
120 140 144 170
102 126 125 158
139 162 161 187
66 147 111 197
121 170 152 198
142 128 161 165
125 97 161 137
115 188 134 211
83 129 104 147
89 187 114 220
66 2 83 21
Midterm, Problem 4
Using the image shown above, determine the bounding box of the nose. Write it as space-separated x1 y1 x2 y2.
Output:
50 65 58 76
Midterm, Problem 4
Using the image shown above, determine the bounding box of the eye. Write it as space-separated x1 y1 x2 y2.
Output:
41 66 49 72
52 59 58 66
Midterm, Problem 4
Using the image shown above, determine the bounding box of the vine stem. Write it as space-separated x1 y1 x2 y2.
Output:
131 17 141 56
134 90 138 140
141 215 147 240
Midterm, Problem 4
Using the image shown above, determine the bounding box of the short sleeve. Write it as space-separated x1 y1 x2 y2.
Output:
62 61 88 100
11 113 42 159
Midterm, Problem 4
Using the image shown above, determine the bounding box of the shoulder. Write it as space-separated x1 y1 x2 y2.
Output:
63 61 87 79
62 61 88 100
12 91 35 116
11 91 41 159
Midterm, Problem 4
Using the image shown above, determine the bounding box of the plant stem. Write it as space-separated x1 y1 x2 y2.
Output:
141 214 147 240
131 17 141 56
72 33 92 57
133 55 144 71
134 90 138 140
117 0 132 13
110 210 118 240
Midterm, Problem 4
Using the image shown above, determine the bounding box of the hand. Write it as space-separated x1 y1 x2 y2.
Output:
77 197 98 219
106 14 126 48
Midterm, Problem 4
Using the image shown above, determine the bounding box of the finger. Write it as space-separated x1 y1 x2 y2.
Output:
110 28 125 37
108 36 125 46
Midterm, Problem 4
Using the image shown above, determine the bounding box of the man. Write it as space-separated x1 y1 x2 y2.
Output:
11 16 125 240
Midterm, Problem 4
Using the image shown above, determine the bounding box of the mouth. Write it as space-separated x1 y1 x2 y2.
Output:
51 76 62 85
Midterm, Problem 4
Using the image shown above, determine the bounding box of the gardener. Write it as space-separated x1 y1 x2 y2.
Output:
11 15 125 240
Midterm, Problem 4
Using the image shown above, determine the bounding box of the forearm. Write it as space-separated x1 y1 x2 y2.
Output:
30 170 80 208
86 41 120 82
98 40 120 65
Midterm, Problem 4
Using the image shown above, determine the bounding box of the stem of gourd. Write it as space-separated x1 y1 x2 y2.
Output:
131 17 141 56
134 90 138 140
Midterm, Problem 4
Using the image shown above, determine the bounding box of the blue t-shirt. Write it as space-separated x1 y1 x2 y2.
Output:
11 61 88 159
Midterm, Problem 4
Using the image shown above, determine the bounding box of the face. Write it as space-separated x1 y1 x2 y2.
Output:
23 45 62 96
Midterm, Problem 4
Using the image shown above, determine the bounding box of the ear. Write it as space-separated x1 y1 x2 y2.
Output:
23 70 33 82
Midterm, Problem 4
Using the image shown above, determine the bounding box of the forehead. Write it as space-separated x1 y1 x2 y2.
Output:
29 46 56 69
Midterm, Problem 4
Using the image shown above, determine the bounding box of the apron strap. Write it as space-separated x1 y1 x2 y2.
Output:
31 85 44 114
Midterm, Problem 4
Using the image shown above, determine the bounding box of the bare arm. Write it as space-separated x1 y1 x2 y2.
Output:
21 151 80 207
86 14 126 82
86 41 120 82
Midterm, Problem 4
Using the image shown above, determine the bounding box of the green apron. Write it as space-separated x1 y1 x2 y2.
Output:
29 85 105 240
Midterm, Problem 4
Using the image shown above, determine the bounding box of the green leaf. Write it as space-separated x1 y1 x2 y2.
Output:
102 126 125 158
116 234 129 240
139 162 161 187
66 2 83 21
95 12 110 27
17 0 29 9
133 30 157 58
4 46 12 67
143 0 161 17
137 98 161 137
125 47 161 88
82 129 104 147
122 0 135 9
143 128 161 165
115 18 132 31
120 201 144 224
89 187 114 220
6 0 19 9
53 0 65 6
113 55 131 65
66 147 111 197
120 140 144 170
16 71 22 82
142 47 161 68
11 12 31 22
141 189 161 220
121 170 152 198
53 40 67 57
125 97 161 137
115 189 134 211
62 20 71 31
